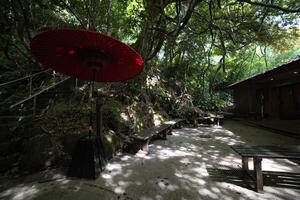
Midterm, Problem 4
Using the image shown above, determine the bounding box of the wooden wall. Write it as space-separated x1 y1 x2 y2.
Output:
232 82 300 119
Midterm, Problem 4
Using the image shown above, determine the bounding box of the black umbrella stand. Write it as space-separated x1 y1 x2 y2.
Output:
68 78 107 179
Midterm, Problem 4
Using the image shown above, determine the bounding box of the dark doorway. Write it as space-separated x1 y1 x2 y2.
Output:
279 83 300 119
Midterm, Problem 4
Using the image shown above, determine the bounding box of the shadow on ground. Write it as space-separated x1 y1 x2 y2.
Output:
0 120 299 200
207 167 300 191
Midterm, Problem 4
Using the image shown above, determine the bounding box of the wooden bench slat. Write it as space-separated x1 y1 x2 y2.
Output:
130 124 172 145
233 145 300 151
231 145 300 159
234 154 300 159
164 119 186 128
131 124 172 139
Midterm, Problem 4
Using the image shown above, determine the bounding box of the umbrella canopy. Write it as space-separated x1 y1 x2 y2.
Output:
30 29 144 82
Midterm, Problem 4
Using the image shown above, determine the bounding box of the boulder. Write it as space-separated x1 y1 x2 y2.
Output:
19 134 53 172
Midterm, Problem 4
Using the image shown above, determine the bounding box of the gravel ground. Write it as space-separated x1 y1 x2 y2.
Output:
1 120 299 200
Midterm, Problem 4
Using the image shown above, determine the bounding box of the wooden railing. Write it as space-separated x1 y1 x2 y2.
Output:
0 69 76 117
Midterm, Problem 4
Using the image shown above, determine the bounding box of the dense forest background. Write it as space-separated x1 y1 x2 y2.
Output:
0 0 300 172
1 0 300 108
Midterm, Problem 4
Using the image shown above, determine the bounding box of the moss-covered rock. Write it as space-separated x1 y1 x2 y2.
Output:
102 130 123 159
19 134 53 172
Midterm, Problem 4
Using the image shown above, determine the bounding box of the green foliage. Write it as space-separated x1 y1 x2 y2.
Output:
1 0 300 115
102 99 124 132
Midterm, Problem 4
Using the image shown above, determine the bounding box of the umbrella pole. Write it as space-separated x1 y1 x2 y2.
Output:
96 98 103 138
92 70 107 168
91 69 103 138
88 81 93 138
96 98 107 169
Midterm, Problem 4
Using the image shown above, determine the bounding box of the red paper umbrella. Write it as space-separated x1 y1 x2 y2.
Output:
30 29 144 82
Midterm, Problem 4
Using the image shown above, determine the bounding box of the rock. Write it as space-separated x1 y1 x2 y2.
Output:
19 134 53 172
14 122 44 139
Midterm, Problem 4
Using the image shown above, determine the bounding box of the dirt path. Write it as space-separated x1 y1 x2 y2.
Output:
1 120 299 200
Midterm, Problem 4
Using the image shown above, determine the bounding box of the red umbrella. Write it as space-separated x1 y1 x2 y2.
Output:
30 29 144 178
30 29 144 82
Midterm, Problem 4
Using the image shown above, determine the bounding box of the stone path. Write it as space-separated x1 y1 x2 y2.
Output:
1 120 299 200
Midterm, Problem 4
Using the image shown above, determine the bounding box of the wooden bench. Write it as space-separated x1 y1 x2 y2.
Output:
193 115 224 127
196 116 212 125
126 124 173 153
164 118 186 130
230 145 300 192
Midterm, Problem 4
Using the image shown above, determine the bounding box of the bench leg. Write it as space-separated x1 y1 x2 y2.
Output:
254 157 263 192
162 131 167 140
142 140 149 152
193 119 197 127
242 156 249 172
167 127 172 135
175 123 182 129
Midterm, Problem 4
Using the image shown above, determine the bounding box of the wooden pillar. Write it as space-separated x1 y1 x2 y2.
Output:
254 157 263 192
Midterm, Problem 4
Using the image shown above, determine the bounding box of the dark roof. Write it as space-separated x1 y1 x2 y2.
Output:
226 57 300 89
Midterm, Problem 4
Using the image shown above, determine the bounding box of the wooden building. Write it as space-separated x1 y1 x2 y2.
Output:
226 58 300 120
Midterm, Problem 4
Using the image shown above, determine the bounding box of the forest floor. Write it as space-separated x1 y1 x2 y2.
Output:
1 120 300 200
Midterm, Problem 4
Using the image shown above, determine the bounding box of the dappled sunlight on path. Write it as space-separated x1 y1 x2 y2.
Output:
0 120 299 199
93 122 300 200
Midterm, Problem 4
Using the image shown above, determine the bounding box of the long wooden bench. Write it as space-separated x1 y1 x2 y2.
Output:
192 115 224 127
164 118 186 130
230 145 300 192
125 124 172 153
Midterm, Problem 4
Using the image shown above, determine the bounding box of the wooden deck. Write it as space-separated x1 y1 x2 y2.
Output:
235 118 300 137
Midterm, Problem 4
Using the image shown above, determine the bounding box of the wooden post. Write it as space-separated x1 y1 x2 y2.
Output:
254 157 263 192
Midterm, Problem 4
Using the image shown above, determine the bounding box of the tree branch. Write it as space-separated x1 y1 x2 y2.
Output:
237 0 300 13
57 0 86 29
